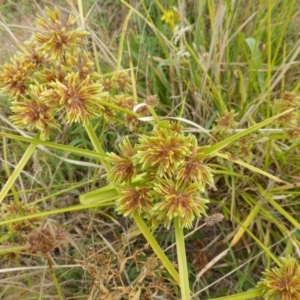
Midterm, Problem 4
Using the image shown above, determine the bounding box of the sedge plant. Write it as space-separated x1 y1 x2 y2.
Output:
1 1 300 300
0 5 206 299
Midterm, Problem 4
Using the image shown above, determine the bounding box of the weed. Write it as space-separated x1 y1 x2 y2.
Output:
1 1 300 300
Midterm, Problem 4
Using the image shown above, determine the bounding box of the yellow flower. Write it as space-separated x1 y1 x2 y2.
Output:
161 10 180 30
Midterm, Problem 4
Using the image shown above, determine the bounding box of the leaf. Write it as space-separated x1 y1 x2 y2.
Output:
245 37 265 91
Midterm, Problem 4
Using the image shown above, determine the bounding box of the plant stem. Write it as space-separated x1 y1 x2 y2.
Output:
47 257 63 300
84 122 181 287
0 133 39 204
133 212 180 285
205 288 263 300
174 217 190 300
85 121 111 172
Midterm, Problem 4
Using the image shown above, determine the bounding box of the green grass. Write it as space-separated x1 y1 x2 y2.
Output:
1 0 300 299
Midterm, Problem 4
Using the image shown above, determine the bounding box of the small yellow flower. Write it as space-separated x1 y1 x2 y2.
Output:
161 10 180 30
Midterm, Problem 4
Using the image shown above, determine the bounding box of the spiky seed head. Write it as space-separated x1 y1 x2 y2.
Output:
0 56 35 100
257 256 300 300
151 179 208 229
116 186 153 217
43 72 106 125
9 84 60 140
33 7 89 59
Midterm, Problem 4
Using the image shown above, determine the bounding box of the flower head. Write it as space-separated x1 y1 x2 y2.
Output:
100 77 117 92
107 137 137 184
35 65 67 84
9 84 60 140
0 56 35 100
257 256 300 300
116 186 153 217
1 202 41 233
215 109 238 130
145 95 158 107
274 91 300 127
33 7 89 59
176 144 214 191
66 50 99 80
112 72 131 92
27 222 68 255
286 116 300 141
234 136 254 163
114 95 135 110
20 41 46 68
107 154 136 184
161 10 180 30
107 121 213 230
281 91 299 108
134 123 191 178
151 179 208 229
44 72 106 125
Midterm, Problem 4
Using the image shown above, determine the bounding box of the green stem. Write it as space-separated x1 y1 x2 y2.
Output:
147 106 160 123
206 288 263 300
85 121 111 172
132 212 180 285
174 217 190 300
47 257 63 300
0 245 27 255
0 133 39 204
77 0 84 25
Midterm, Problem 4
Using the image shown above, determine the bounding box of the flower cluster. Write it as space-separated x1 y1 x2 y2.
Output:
274 91 300 141
99 73 158 129
33 7 88 59
257 256 300 300
1 202 42 234
0 7 156 140
107 121 214 229
27 221 68 255
0 7 106 140
209 109 255 163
